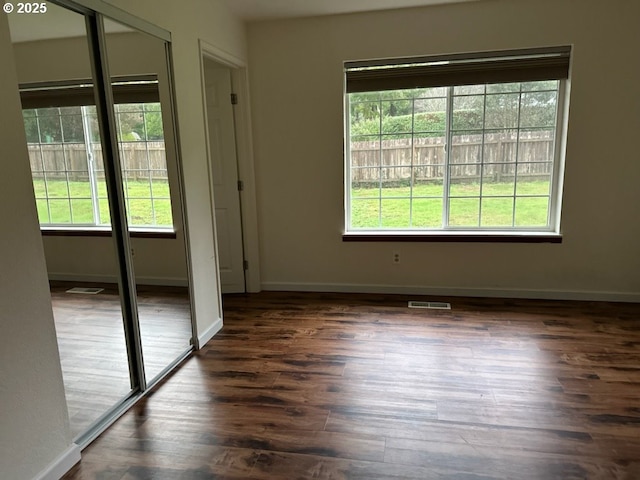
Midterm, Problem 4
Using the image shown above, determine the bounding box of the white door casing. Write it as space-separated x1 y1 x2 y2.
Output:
203 59 245 293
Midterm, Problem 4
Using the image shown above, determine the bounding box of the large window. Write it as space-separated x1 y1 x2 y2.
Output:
21 79 174 230
344 47 570 237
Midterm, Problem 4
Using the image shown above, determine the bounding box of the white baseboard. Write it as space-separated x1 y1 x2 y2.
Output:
261 282 640 303
34 443 81 480
197 317 223 349
48 273 188 287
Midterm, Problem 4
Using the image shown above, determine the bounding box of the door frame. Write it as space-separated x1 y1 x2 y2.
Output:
198 40 261 293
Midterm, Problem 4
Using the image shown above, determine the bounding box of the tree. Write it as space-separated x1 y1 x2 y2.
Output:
22 107 85 143
349 81 558 139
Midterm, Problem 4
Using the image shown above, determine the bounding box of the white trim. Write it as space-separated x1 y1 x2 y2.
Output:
553 76 571 233
197 317 223 349
33 444 81 480
341 230 561 238
199 39 246 68
48 273 188 287
197 44 225 321
198 39 261 293
261 282 640 303
230 67 262 293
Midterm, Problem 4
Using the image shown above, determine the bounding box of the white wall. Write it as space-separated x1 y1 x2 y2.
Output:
247 0 640 301
0 14 74 480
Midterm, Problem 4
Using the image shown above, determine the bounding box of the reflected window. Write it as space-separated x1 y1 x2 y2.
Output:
21 78 174 229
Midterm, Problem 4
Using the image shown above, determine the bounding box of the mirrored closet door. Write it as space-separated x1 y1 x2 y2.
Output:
101 16 193 383
8 0 194 445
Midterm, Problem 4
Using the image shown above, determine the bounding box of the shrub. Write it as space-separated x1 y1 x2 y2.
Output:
351 110 483 139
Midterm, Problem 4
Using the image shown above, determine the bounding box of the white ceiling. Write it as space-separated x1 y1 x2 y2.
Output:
222 0 479 21
8 0 478 42
8 4 132 43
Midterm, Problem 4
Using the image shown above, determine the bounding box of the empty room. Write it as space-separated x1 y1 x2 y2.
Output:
1 0 639 479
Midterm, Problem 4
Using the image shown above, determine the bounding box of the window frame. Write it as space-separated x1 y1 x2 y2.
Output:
343 48 570 242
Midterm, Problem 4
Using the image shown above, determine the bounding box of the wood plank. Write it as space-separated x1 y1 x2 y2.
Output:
62 292 640 479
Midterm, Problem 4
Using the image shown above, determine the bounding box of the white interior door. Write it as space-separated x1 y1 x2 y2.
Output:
204 59 245 293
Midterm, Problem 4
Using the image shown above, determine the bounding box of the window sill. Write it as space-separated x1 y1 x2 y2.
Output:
41 227 177 239
342 231 562 243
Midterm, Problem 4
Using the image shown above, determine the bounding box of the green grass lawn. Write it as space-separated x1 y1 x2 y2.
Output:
34 178 548 229
351 180 550 228
33 178 173 227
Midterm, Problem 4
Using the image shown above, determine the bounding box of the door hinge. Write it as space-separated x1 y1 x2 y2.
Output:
230 93 238 105
237 180 244 191
243 260 249 271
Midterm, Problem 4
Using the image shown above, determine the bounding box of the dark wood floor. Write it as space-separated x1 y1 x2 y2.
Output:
63 292 640 479
51 283 192 436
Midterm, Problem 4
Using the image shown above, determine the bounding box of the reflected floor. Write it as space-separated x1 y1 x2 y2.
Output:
50 282 192 437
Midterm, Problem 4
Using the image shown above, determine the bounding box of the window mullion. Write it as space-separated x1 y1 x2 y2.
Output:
378 98 382 228
59 109 73 223
478 85 488 227
512 86 523 227
142 108 157 226
345 96 352 230
409 96 415 227
81 106 101 225
443 86 453 228
35 111 53 224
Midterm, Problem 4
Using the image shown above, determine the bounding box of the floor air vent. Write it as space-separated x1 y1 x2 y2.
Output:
66 287 104 295
408 301 451 310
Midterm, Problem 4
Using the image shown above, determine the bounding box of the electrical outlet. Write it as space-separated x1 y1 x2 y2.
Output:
393 251 400 264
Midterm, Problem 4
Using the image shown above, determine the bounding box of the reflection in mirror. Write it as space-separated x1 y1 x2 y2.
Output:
8 3 135 437
8 2 194 440
102 17 193 382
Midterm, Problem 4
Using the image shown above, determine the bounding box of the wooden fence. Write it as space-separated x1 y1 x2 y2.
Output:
28 142 168 181
29 133 554 185
350 131 554 185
